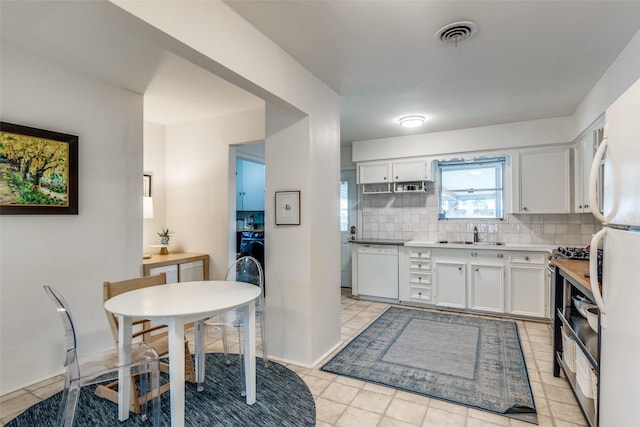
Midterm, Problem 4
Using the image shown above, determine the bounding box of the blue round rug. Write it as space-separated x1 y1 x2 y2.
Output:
7 353 315 426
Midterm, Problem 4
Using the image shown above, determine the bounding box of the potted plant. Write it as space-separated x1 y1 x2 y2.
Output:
157 227 174 245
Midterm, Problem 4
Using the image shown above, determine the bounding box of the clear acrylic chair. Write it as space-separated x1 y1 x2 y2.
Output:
44 285 161 427
195 256 267 394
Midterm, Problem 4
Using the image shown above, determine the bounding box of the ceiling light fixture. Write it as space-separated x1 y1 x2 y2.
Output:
398 115 425 128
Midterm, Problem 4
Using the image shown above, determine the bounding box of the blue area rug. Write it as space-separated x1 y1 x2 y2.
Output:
7 353 315 427
322 306 537 424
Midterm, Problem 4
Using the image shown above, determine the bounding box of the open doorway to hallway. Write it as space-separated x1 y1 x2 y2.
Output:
233 142 265 279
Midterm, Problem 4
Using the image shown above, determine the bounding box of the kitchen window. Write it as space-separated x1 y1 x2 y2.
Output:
437 157 505 219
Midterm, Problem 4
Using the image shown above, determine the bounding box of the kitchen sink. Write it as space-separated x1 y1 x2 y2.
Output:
437 240 505 246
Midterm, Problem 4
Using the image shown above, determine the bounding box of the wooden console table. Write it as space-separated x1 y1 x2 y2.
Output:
143 252 209 281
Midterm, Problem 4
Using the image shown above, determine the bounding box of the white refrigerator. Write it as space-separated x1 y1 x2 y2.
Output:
588 77 640 427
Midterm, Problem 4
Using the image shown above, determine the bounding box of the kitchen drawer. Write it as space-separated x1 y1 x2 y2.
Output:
409 260 430 271
407 285 433 302
510 253 546 265
409 272 430 284
409 248 431 259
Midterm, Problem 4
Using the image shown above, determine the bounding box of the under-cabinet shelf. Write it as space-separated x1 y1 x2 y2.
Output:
394 181 428 193
362 182 392 194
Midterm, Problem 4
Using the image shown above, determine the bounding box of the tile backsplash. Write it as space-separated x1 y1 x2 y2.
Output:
360 186 601 246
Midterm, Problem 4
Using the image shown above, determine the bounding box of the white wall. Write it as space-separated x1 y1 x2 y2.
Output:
572 29 640 137
115 0 342 366
352 116 573 162
0 47 144 394
143 121 166 251
164 107 265 280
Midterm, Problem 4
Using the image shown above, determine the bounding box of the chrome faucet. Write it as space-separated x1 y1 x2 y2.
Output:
473 226 479 243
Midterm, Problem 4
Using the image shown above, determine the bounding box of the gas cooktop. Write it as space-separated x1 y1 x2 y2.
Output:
552 247 591 260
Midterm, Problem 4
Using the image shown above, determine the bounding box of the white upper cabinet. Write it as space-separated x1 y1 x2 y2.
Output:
357 161 391 184
514 147 571 214
573 118 604 214
358 159 429 184
392 159 429 182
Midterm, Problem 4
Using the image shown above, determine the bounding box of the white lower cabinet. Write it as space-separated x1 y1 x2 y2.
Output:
507 252 548 318
469 263 504 313
400 246 549 319
434 260 466 309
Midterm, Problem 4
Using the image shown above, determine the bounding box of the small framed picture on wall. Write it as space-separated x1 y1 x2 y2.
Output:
275 191 300 225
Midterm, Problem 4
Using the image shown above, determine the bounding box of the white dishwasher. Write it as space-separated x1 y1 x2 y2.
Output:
357 244 399 300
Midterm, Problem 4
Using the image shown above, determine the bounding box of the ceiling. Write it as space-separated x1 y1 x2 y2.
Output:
225 0 640 143
2 1 640 146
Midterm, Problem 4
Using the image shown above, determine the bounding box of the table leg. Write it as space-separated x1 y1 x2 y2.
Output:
243 301 256 405
117 316 133 421
168 318 186 427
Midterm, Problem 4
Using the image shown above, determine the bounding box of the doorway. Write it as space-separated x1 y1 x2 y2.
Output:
340 169 357 287
233 142 265 275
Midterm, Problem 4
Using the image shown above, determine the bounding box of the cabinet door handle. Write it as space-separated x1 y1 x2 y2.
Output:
458 266 462 271
578 205 583 209
584 204 589 208
497 254 504 258
471 252 478 257
523 207 529 211
525 256 530 261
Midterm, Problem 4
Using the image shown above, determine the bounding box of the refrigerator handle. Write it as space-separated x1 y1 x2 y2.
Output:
590 228 607 317
589 136 608 224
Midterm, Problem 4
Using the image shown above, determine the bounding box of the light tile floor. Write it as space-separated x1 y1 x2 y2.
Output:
1 289 587 427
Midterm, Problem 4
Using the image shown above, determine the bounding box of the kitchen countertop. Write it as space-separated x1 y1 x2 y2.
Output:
349 239 407 245
551 258 600 294
349 239 556 252
405 240 556 252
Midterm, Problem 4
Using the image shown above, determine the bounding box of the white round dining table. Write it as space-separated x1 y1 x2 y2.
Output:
104 280 261 427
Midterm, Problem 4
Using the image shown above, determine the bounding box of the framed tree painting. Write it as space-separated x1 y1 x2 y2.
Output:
0 122 78 214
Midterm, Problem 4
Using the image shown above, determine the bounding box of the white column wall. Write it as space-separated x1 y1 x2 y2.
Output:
114 0 342 365
0 47 143 394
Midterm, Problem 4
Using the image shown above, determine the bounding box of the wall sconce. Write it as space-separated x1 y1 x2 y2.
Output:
143 196 154 219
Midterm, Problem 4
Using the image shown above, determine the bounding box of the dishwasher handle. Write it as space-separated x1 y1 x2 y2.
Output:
358 244 398 255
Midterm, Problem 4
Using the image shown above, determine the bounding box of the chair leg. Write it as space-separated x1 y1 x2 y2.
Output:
237 326 246 397
195 320 206 392
146 360 161 427
59 380 81 427
260 313 268 367
220 318 231 366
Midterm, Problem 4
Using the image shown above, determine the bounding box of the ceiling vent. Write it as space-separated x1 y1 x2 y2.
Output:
435 21 477 46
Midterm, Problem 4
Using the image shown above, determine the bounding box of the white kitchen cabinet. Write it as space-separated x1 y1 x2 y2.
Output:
507 252 548 318
399 247 433 305
574 123 604 213
357 162 391 184
236 158 265 211
358 158 430 185
392 159 429 182
515 147 571 214
434 260 466 309
469 263 504 313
